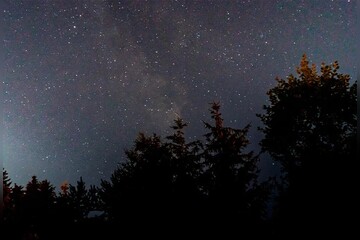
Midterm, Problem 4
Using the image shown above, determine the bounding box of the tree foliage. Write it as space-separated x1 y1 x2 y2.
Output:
100 103 269 234
202 103 268 224
259 54 356 178
3 55 355 237
258 54 357 236
3 169 12 207
100 125 204 225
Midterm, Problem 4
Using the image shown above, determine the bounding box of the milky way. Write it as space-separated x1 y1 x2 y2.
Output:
2 0 357 187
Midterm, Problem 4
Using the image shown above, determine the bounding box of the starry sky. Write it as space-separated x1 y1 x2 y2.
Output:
2 0 357 188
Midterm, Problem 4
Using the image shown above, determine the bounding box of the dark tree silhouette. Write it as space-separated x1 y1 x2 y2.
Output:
202 103 269 234
2 174 26 240
258 55 357 237
100 119 205 229
22 176 55 223
2 169 13 227
3 173 111 239
8 183 24 220
100 132 179 228
100 105 269 235
88 184 103 211
8 176 57 239
68 177 90 220
54 180 77 225
165 117 203 220
3 169 12 210
54 178 107 239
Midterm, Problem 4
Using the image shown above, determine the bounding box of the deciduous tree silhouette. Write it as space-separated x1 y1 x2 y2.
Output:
258 55 357 236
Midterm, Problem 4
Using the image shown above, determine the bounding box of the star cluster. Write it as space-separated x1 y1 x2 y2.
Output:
2 0 357 187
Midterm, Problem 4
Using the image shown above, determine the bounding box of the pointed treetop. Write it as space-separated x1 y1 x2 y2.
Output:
210 102 223 129
171 117 187 130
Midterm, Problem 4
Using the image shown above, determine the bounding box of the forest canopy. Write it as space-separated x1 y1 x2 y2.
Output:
2 56 357 239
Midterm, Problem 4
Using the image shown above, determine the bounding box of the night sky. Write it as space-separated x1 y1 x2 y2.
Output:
2 0 357 188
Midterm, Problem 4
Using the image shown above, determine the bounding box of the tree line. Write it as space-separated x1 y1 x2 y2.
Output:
2 55 357 239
